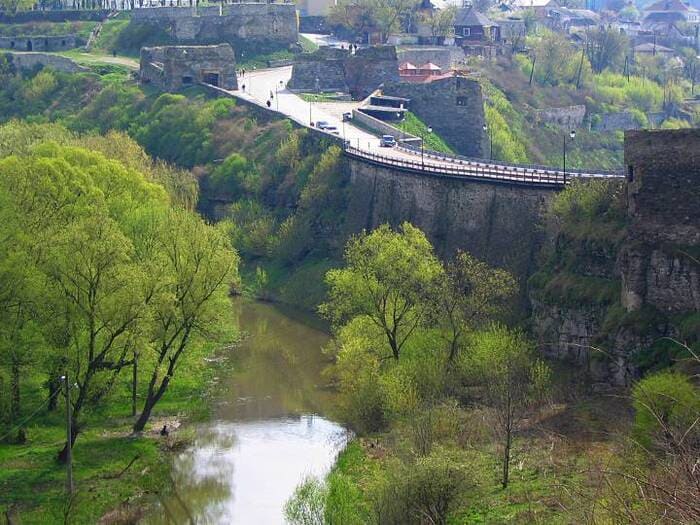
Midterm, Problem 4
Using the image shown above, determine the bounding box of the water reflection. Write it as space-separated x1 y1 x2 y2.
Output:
144 299 346 524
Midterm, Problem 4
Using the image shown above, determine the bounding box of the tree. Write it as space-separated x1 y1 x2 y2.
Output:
467 325 550 488
320 223 443 361
373 0 420 41
532 31 587 86
420 5 456 42
586 28 628 74
328 0 378 41
431 251 516 363
133 209 238 432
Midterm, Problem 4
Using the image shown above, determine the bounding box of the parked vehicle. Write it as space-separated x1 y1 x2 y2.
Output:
342 112 353 122
380 135 397 147
314 121 330 130
324 126 340 135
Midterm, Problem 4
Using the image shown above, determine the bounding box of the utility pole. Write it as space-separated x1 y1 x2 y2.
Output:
62 374 74 495
529 54 536 86
131 351 138 417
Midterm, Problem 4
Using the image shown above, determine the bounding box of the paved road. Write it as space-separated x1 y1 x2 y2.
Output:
234 66 381 149
230 67 622 185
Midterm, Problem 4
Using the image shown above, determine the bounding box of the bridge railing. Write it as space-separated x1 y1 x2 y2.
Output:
344 146 574 186
395 143 624 178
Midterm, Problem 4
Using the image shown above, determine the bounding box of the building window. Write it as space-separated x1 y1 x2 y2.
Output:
462 27 471 37
182 76 193 84
627 165 634 183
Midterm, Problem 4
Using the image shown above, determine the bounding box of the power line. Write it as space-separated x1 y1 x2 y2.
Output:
0 388 61 442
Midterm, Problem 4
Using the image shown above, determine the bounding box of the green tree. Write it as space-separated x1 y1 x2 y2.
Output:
133 209 238 432
320 223 443 361
420 5 456 41
586 28 628 74
431 251 516 363
466 325 550 488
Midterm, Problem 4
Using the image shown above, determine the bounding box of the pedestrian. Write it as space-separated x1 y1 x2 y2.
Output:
242 83 245 91
266 99 271 108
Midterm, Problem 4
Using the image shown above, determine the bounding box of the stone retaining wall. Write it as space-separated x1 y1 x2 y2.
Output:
3 51 88 73
128 4 297 50
0 34 78 52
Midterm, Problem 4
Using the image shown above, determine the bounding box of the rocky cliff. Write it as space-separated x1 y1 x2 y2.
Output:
530 130 700 386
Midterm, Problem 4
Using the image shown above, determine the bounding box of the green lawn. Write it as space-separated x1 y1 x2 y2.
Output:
0 335 234 523
395 112 455 154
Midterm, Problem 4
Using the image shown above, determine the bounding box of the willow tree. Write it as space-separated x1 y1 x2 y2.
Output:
133 210 238 432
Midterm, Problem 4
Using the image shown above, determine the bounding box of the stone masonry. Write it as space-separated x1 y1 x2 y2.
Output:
140 44 237 92
384 76 485 157
288 46 400 100
129 4 297 52
620 129 700 313
0 34 78 52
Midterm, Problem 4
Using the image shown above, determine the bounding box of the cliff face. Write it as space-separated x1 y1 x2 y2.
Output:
344 158 555 301
530 130 700 386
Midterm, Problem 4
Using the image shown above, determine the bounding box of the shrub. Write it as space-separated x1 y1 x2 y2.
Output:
373 447 471 524
284 476 326 525
632 371 700 450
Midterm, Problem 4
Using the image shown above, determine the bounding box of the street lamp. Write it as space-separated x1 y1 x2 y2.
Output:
483 123 493 161
421 125 433 170
563 129 576 184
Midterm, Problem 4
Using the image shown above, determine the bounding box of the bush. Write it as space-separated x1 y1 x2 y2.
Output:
373 447 471 524
284 476 326 525
632 371 700 450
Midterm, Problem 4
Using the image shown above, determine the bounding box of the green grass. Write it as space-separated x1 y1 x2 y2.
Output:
299 35 319 53
0 21 98 38
0 333 235 523
298 92 346 102
395 112 455 154
237 49 295 70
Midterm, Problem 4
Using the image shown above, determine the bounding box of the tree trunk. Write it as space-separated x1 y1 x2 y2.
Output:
131 354 138 417
133 398 153 433
57 419 78 464
502 425 511 488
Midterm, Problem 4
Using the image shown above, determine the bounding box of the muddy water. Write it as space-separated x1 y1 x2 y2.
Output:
148 299 347 524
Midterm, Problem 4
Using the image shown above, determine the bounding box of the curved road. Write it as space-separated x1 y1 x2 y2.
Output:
227 66 623 186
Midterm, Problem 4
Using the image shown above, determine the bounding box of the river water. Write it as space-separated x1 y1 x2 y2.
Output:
147 298 347 524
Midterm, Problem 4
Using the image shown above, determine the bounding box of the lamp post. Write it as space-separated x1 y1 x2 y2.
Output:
421 125 432 170
563 129 576 184
483 123 493 160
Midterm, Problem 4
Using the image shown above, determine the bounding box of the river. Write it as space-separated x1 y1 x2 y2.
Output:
146 298 347 524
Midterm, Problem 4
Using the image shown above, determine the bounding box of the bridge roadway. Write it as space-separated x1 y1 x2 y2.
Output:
224 66 623 187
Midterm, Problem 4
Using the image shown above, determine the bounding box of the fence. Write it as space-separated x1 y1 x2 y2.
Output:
396 143 624 179
344 146 624 187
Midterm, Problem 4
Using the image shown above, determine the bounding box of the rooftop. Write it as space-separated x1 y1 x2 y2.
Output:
455 7 498 27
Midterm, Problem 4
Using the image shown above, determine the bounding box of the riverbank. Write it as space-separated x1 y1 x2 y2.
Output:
0 336 236 524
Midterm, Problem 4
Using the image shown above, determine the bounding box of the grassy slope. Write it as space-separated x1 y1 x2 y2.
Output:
475 57 624 170
395 111 455 154
327 375 632 523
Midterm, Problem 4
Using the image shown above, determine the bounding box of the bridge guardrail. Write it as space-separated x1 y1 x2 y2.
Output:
395 143 624 178
344 146 574 186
